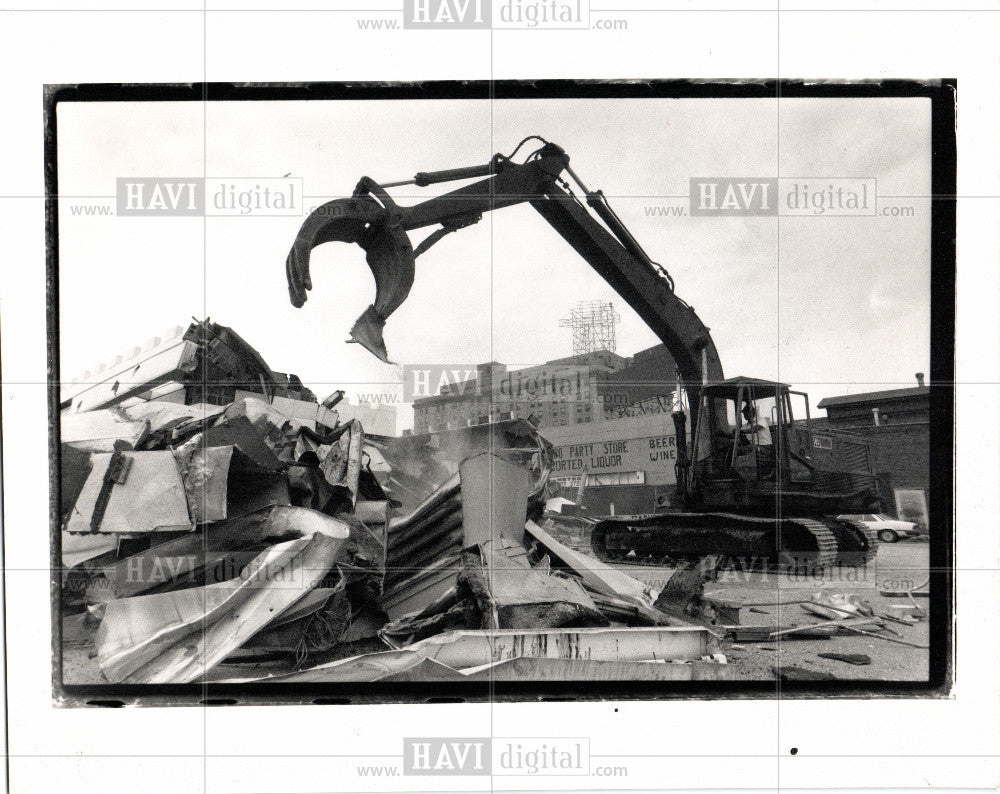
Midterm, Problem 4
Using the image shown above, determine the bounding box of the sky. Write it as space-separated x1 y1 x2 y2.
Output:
56 95 931 429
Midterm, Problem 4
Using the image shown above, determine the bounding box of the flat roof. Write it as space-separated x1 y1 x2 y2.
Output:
818 385 929 408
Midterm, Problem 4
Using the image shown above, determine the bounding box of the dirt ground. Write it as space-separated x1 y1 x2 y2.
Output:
614 540 931 681
60 540 930 686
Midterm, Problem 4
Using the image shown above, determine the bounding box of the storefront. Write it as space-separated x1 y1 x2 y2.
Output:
543 413 681 515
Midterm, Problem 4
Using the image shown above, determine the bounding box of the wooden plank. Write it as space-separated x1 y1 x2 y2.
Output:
723 624 836 642
769 617 883 638
524 519 647 600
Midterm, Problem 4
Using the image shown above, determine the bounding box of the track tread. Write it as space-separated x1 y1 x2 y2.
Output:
787 517 840 572
590 512 847 572
836 518 879 565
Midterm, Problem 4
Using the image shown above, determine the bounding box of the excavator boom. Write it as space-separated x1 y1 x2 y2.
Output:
285 139 880 572
285 140 723 426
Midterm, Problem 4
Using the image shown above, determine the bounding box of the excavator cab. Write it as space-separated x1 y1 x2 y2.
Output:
685 376 878 515
688 378 804 510
695 378 785 480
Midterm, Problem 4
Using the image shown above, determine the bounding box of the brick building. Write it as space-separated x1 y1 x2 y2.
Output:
411 351 629 434
817 374 930 527
598 344 679 419
411 345 682 435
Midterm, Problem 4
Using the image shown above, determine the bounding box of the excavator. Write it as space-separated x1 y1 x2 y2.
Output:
285 137 880 572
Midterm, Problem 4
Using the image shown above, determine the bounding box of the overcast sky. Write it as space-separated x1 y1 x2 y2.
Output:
57 95 931 428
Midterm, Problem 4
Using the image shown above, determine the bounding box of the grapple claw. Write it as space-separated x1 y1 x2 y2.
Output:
285 196 415 363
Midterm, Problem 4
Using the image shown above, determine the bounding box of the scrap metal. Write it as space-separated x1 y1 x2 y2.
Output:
61 318 725 685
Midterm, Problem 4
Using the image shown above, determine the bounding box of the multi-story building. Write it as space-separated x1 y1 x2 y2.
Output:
411 345 683 435
412 351 630 434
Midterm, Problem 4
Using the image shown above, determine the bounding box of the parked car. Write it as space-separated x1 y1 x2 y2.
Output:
837 513 921 543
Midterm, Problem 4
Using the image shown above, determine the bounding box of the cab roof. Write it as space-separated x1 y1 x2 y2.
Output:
704 376 791 399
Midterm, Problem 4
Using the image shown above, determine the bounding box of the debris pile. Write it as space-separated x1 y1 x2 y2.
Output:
709 588 929 677
60 320 726 684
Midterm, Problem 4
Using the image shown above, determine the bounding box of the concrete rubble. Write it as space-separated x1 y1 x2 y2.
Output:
60 319 726 684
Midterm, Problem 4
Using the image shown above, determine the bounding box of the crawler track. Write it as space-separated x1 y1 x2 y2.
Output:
589 512 860 573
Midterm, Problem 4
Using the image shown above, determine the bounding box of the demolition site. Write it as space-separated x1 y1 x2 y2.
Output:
56 138 931 691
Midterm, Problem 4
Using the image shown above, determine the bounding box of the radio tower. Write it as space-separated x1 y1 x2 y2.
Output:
559 300 620 355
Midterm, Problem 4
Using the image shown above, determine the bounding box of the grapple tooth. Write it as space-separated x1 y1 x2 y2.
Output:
285 196 415 363
348 305 390 363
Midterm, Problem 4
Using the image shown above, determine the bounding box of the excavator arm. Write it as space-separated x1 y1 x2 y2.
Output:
285 139 724 447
